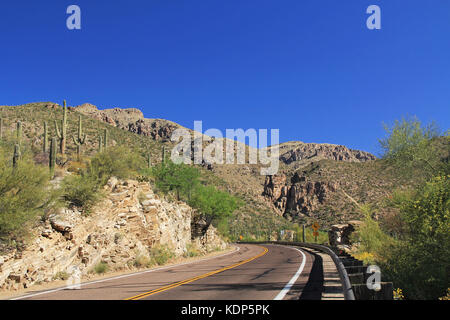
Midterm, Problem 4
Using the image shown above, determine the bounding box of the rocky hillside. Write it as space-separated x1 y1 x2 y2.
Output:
75 103 181 142
0 178 226 291
2 101 432 234
0 102 166 163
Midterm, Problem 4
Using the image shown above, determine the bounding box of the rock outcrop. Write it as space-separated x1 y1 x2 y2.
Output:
0 179 226 291
328 221 363 248
73 103 180 141
278 142 376 164
263 174 338 219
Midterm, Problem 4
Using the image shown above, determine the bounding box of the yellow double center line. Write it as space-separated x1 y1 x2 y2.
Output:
125 246 269 300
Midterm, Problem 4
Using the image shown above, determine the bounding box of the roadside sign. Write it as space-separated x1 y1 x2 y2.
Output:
312 223 320 243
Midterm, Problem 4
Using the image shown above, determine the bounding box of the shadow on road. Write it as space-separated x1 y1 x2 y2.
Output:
299 250 323 300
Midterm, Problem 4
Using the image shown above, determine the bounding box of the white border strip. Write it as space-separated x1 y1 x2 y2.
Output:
273 246 306 300
10 246 240 300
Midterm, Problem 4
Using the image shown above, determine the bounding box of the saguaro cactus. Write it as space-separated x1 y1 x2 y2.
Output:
147 153 151 168
16 121 22 143
72 115 87 161
13 144 21 168
103 128 108 149
49 137 57 177
55 100 68 155
43 121 48 153
98 135 103 152
0 118 3 140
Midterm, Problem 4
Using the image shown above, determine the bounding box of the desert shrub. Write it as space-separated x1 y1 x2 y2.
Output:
61 145 142 212
214 216 231 240
93 262 108 274
0 144 54 241
351 205 394 259
61 173 105 213
184 243 200 258
66 160 87 173
53 271 69 280
379 175 450 300
149 245 175 265
133 253 152 268
86 145 145 186
378 116 445 181
364 117 450 299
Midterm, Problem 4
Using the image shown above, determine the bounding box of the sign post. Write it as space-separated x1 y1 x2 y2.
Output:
312 222 320 243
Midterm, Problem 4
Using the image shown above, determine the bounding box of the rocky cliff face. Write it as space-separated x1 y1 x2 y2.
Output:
71 103 180 141
263 173 338 219
262 142 376 222
0 178 226 291
278 142 376 164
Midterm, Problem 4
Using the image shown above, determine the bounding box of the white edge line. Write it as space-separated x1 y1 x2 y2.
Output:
273 246 306 300
10 245 241 300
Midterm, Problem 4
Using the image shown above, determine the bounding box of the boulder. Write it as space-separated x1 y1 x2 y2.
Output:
328 221 362 247
49 217 73 233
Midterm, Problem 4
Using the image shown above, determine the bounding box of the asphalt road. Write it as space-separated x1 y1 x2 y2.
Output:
13 244 324 300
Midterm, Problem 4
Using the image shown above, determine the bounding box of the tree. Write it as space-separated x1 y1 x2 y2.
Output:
352 116 450 299
151 161 201 201
188 184 240 227
378 116 442 179
380 175 450 299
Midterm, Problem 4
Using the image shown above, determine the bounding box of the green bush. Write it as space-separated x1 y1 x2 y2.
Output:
53 271 69 280
0 144 54 242
149 245 175 265
214 216 231 240
188 184 240 225
366 117 450 299
93 262 108 274
378 117 444 181
86 145 145 186
149 160 240 232
380 175 450 300
61 173 105 213
184 243 200 258
351 205 394 258
61 145 143 212
149 161 201 201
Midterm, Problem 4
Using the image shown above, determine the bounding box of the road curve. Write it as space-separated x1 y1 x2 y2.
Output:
13 244 323 300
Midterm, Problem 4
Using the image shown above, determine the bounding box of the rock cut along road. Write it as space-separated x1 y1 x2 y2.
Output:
12 244 335 300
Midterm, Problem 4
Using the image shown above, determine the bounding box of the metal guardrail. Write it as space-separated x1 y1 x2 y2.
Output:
239 241 356 300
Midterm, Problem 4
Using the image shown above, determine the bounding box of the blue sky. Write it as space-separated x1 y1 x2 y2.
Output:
0 1 449 155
